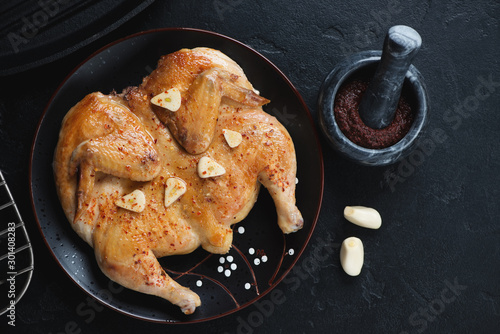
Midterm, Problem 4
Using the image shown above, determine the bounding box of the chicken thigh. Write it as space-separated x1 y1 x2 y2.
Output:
54 48 303 315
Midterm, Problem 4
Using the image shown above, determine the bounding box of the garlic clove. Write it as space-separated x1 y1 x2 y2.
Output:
197 156 226 178
344 206 382 229
164 177 187 207
340 237 364 276
222 129 243 148
151 88 182 111
115 189 146 213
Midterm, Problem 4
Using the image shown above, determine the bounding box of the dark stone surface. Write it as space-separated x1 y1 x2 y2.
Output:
0 0 499 333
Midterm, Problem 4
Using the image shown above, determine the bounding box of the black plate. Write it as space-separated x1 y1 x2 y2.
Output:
0 0 155 76
30 28 324 323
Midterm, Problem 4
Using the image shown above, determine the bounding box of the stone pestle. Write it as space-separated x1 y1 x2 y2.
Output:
358 25 422 129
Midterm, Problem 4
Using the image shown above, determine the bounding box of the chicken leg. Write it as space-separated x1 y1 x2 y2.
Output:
93 214 201 315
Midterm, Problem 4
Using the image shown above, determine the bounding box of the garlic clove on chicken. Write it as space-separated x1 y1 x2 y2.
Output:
197 156 226 178
340 237 364 276
164 177 187 207
115 189 146 213
151 88 182 111
344 206 382 229
222 129 243 148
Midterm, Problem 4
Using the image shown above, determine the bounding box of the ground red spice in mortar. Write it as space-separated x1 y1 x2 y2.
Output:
334 79 414 149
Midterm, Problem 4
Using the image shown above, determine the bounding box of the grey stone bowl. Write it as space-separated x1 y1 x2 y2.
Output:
318 50 429 166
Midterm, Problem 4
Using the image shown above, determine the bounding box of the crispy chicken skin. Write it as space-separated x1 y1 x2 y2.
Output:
54 48 303 315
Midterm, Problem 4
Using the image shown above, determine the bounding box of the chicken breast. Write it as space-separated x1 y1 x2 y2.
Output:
53 48 303 315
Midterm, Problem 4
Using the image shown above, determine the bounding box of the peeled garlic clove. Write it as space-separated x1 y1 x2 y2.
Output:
115 189 146 213
151 88 182 111
164 177 187 207
197 156 226 178
340 237 364 276
222 129 243 148
344 206 382 229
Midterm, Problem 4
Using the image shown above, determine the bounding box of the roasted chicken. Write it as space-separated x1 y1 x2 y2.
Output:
54 48 303 315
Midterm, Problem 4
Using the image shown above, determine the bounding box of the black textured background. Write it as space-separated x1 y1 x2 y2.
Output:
0 0 499 333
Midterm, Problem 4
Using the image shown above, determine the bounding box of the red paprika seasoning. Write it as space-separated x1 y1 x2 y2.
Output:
334 79 414 149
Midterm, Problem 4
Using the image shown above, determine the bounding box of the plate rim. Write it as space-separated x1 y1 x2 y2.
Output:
29 27 324 324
